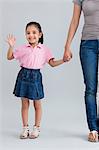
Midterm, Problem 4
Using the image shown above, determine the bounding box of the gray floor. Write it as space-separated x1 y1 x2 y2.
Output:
0 97 99 150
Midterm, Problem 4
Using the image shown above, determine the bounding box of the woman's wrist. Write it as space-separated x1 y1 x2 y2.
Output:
65 46 70 52
65 43 70 50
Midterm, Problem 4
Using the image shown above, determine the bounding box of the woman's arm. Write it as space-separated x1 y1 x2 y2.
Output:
6 34 16 60
63 4 82 62
48 58 64 67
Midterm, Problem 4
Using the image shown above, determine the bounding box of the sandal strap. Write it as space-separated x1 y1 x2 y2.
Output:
20 126 29 138
29 126 40 138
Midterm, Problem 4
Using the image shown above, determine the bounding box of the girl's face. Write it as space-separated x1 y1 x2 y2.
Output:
25 25 42 46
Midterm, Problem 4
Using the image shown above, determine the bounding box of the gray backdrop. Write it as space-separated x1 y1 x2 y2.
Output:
0 0 99 149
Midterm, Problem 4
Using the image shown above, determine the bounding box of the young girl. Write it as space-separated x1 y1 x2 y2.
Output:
7 21 64 139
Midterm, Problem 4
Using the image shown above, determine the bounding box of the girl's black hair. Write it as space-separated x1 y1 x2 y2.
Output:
25 21 44 44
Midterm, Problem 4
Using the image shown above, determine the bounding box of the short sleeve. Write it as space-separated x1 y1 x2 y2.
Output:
13 49 20 60
13 47 24 60
45 47 54 63
73 0 82 6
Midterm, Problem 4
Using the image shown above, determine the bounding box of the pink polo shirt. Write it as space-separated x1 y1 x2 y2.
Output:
13 43 54 69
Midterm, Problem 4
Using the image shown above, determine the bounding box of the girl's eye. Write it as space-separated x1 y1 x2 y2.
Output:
27 32 30 34
32 31 36 34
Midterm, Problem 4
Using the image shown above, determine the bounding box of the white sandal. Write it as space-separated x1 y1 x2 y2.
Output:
20 126 29 139
29 125 40 139
88 130 98 142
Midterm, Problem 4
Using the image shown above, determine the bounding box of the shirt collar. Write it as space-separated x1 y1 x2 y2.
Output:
26 43 42 48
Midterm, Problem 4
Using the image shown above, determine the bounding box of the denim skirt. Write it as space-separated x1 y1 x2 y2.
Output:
13 67 44 100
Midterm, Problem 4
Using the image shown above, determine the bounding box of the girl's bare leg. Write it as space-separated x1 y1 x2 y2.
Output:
29 100 42 139
21 98 30 126
33 100 42 127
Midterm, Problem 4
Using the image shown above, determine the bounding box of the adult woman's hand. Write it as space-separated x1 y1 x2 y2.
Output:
63 47 72 62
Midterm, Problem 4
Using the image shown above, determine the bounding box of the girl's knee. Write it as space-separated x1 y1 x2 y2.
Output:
34 101 41 110
22 99 29 109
